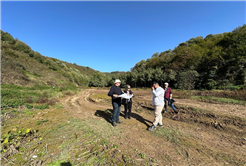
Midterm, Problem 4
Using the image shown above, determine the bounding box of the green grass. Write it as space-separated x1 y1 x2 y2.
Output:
1 84 79 110
191 96 246 105
36 119 49 125
153 127 181 145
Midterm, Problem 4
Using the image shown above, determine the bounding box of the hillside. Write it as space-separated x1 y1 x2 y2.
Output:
118 25 246 89
1 30 97 88
1 25 246 90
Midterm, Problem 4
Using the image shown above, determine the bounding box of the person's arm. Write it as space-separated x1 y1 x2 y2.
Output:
169 88 172 99
108 86 114 97
152 88 163 97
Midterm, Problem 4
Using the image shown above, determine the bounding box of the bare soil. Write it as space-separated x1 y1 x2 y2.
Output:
59 89 246 166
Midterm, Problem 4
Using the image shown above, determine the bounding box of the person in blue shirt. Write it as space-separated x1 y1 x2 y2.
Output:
108 79 124 127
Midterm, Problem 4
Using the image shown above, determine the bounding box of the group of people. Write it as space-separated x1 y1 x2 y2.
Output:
108 79 177 130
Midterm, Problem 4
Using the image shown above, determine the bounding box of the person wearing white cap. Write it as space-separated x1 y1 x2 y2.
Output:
108 79 124 127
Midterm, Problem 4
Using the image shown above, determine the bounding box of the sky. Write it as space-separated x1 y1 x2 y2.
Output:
1 1 245 72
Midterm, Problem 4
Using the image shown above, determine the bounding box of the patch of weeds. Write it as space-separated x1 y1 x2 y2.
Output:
37 150 46 158
149 157 156 163
34 103 49 110
1 127 40 154
100 139 109 146
55 105 64 109
154 127 180 145
194 108 199 113
25 103 33 109
113 144 118 149
139 153 146 159
36 119 49 125
25 109 34 115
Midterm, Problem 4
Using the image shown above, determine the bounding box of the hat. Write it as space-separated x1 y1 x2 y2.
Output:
164 82 169 85
114 79 121 83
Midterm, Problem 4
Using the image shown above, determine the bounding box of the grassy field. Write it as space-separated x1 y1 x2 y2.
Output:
1 87 246 165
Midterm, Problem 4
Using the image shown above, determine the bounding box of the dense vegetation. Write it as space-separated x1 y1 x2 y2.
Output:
113 25 246 90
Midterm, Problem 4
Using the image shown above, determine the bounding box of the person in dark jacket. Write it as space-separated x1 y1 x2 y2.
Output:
108 79 124 127
164 82 178 114
122 85 133 119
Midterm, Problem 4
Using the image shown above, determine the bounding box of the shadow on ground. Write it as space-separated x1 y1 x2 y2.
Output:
95 109 113 123
60 162 72 166
95 109 152 129
130 112 152 129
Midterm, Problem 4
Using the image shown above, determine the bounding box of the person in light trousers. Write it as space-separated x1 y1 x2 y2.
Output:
148 82 165 131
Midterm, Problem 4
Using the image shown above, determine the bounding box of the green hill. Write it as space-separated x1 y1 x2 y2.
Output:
1 30 97 88
1 25 246 90
124 25 246 89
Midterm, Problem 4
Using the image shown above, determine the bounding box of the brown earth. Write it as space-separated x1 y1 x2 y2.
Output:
60 89 246 166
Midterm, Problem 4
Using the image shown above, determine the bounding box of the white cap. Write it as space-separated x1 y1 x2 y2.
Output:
114 79 121 83
165 82 169 85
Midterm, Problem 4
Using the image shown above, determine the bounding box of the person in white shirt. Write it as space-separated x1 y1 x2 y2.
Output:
148 82 165 131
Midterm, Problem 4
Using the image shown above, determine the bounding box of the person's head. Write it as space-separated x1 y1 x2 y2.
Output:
152 82 159 89
114 79 121 87
125 85 131 91
164 82 169 88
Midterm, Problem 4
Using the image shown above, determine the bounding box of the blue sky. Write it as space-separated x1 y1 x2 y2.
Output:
1 1 245 72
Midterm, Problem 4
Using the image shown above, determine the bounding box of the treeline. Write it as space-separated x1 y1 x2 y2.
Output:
92 25 246 90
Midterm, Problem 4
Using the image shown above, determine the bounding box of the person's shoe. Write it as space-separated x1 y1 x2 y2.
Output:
128 116 131 119
148 125 156 131
124 116 127 119
174 110 179 114
157 123 163 127
112 122 117 127
162 109 167 114
116 121 123 124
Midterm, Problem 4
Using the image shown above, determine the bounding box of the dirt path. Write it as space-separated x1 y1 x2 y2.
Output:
60 89 246 165
61 90 185 165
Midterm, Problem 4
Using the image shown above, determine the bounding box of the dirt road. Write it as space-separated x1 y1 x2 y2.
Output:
61 89 246 166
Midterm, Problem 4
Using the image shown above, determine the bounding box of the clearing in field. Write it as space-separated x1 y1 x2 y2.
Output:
1 88 246 165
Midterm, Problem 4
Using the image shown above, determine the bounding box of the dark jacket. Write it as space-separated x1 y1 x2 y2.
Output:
122 90 133 105
108 85 123 103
